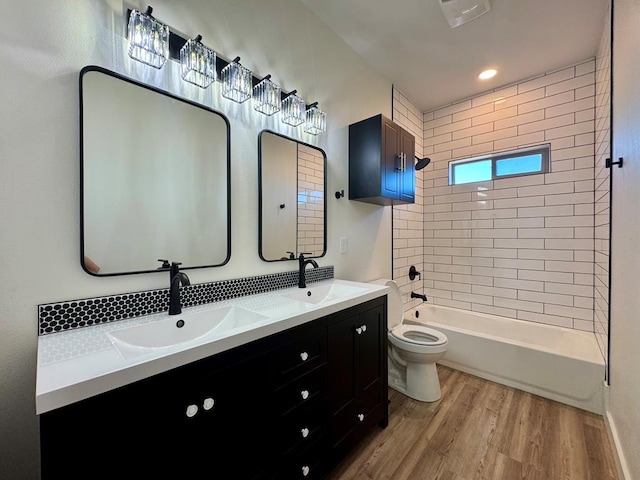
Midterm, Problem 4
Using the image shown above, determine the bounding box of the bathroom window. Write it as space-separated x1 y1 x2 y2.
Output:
449 144 550 185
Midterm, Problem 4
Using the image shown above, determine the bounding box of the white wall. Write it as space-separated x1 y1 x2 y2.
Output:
0 1 393 477
610 0 640 477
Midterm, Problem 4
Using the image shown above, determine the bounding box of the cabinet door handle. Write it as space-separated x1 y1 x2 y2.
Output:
361 324 367 333
301 390 310 400
203 398 215 411
357 413 364 422
186 404 199 418
402 152 406 172
300 351 309 362
302 465 310 476
301 427 310 438
356 327 363 335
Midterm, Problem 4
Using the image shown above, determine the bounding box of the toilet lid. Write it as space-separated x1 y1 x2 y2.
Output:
390 324 448 346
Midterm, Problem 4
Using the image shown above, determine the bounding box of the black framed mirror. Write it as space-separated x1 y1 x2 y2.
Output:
258 130 326 262
80 66 231 276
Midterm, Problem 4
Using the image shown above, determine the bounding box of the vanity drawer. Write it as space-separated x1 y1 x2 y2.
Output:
272 437 328 480
273 327 326 385
274 364 326 416
277 401 327 456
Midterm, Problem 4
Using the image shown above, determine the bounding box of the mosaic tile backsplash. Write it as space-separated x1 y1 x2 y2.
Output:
38 266 334 335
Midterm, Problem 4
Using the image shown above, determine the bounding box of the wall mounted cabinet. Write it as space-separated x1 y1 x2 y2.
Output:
349 114 415 206
40 297 387 480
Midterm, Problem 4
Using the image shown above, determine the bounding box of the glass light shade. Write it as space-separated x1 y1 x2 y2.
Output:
281 93 306 127
180 38 216 89
127 9 169 69
253 77 281 116
221 60 252 103
304 106 327 135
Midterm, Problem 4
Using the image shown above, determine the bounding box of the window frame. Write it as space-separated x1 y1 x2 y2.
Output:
449 144 551 186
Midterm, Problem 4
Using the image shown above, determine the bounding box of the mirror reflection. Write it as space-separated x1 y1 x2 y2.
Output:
81 66 231 276
259 131 326 262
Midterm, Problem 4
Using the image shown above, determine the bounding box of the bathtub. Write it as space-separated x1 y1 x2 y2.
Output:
404 304 605 414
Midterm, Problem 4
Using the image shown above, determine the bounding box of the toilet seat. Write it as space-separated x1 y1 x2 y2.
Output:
390 324 448 346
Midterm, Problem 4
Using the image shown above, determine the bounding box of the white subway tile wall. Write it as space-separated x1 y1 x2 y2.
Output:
297 145 325 256
392 88 425 309
594 5 611 369
421 60 597 331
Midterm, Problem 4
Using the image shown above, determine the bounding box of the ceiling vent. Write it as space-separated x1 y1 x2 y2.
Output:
438 0 493 28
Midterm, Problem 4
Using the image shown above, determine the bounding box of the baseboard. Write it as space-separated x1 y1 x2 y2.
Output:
603 382 632 480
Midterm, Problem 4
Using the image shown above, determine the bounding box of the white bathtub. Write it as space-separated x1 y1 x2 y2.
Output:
405 304 605 414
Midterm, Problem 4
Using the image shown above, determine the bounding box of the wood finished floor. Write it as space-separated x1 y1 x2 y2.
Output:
327 366 617 480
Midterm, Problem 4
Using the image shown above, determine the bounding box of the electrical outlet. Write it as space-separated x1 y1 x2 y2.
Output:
339 237 348 254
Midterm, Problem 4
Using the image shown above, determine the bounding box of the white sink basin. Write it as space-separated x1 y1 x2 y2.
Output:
282 282 367 305
107 306 267 355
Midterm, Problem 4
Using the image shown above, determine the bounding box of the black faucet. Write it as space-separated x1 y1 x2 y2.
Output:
298 253 319 288
411 291 428 302
169 262 190 315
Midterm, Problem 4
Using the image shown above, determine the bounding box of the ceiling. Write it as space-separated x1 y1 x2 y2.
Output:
300 0 609 112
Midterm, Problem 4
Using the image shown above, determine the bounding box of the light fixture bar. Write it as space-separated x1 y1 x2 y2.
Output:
124 8 317 105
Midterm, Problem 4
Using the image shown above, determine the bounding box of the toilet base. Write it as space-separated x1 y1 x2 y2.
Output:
407 362 441 402
388 356 442 403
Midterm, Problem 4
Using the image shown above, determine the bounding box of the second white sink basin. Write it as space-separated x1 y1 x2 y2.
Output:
283 282 366 305
107 306 267 353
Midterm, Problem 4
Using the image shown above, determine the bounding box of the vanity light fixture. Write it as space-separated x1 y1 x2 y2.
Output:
180 34 216 88
281 90 306 127
221 57 253 103
127 6 169 69
303 102 327 135
253 74 281 116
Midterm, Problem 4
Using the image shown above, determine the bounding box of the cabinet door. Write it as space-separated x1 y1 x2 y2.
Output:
355 305 384 426
399 127 415 203
174 356 271 479
40 374 182 479
327 313 358 447
382 117 401 199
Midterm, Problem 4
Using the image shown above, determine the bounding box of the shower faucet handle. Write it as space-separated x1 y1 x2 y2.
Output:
409 265 421 281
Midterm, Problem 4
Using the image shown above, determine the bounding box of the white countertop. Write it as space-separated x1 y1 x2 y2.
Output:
36 279 388 414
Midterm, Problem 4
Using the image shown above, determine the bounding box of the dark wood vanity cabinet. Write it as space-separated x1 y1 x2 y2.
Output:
40 296 387 480
349 113 415 206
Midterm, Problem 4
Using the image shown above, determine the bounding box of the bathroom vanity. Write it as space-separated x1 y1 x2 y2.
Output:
37 280 388 479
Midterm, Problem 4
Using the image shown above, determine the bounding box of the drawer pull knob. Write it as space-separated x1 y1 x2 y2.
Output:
186 404 198 418
356 327 363 335
357 413 364 422
300 351 309 361
301 390 310 400
203 398 215 411
302 465 310 476
301 427 310 438
362 325 367 332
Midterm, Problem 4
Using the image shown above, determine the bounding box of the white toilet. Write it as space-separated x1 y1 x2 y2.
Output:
372 279 448 402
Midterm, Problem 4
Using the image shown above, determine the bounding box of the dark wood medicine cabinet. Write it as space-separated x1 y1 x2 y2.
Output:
349 113 416 206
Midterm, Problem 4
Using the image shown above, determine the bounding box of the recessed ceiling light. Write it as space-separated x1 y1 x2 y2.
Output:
479 69 497 80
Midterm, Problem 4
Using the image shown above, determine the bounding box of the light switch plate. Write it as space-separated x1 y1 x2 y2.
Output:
339 237 348 254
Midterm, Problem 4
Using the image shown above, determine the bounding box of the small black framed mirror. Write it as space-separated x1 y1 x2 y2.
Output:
258 130 327 262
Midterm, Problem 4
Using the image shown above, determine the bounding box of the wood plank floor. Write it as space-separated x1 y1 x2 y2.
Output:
327 366 618 480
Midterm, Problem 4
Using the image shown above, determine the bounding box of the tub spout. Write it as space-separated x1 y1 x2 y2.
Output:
411 292 428 302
